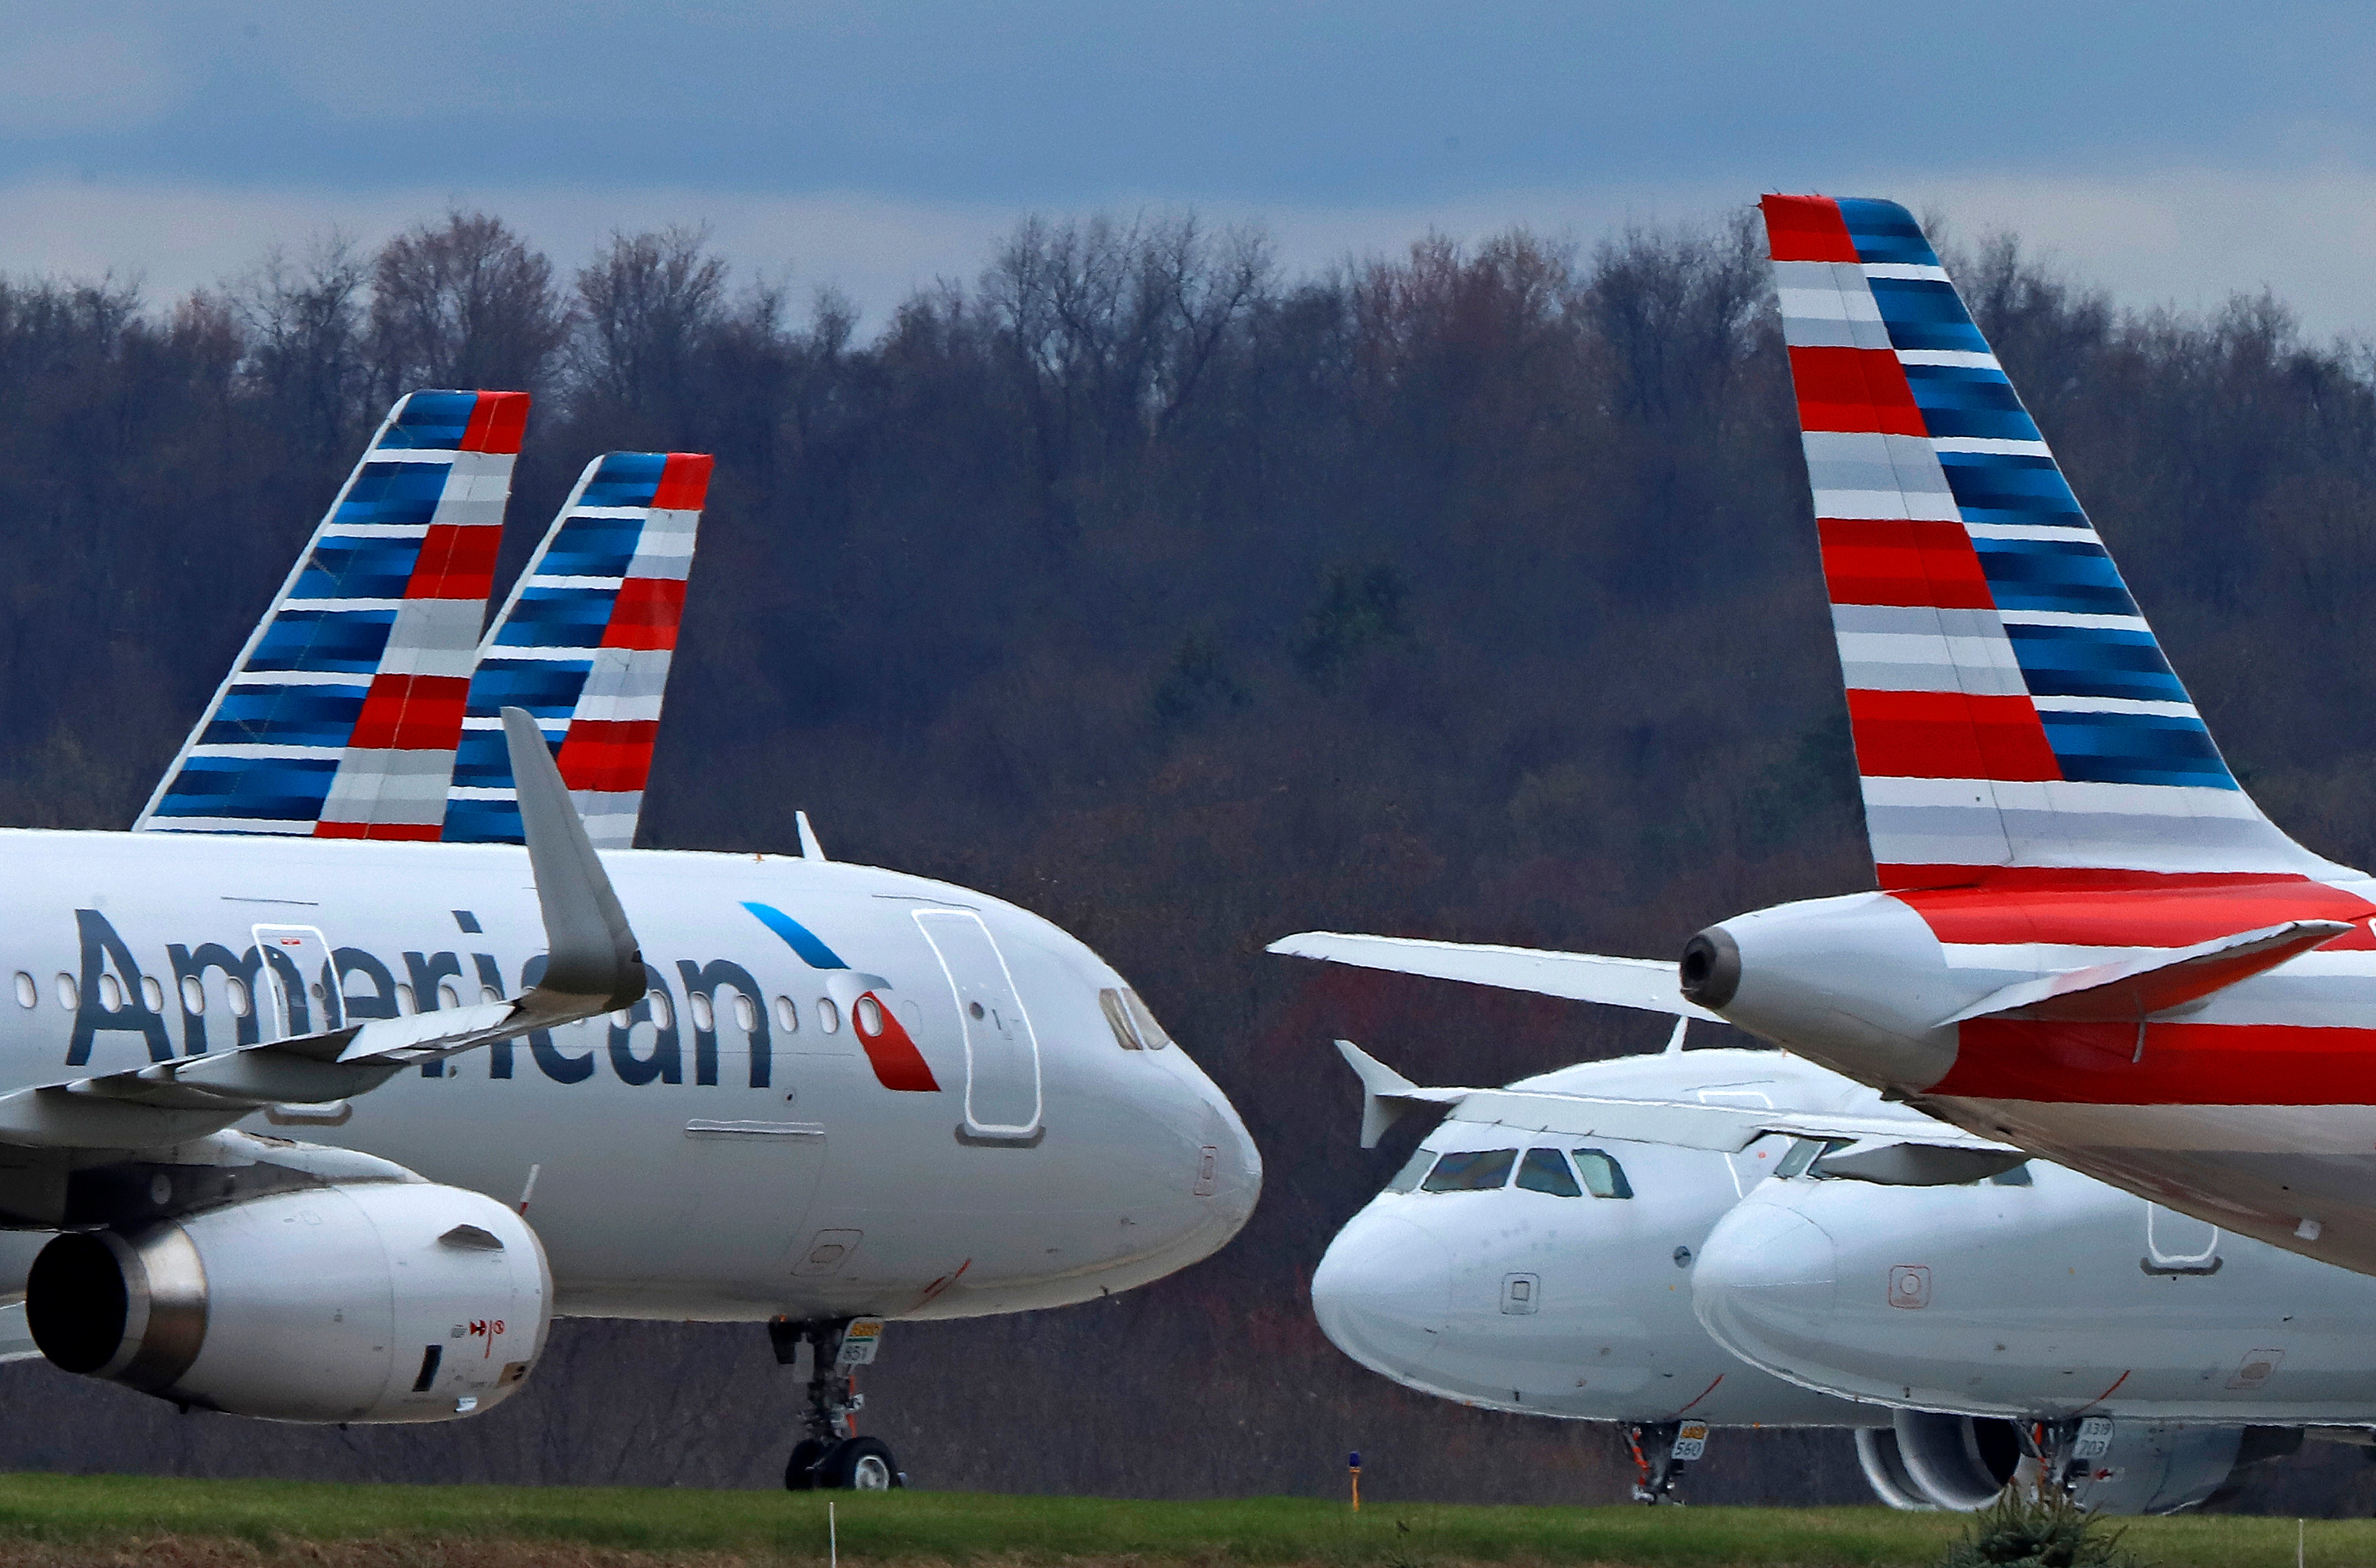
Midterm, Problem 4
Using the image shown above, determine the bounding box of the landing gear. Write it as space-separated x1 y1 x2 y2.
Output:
771 1316 904 1491
1628 1421 1708 1504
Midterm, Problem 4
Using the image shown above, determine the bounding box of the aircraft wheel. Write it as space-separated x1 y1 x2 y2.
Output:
819 1435 902 1490
783 1438 828 1491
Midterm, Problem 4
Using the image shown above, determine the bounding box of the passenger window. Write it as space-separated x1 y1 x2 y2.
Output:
51 973 73 1010
775 996 800 1033
1516 1147 1582 1197
12 972 34 1009
1386 1146 1434 1193
1420 1149 1517 1193
1098 988 1144 1050
1571 1148 1634 1199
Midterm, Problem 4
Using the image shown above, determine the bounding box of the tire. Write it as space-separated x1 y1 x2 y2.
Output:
818 1436 901 1490
783 1438 828 1492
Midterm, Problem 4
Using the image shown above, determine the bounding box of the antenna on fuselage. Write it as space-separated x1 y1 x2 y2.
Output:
1662 1016 1690 1054
797 811 828 862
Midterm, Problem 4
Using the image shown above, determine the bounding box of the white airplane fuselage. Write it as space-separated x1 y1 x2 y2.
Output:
1310 1049 1881 1428
1694 1153 2376 1425
0 829 1260 1323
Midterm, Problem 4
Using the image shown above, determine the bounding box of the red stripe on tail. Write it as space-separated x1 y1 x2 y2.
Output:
651 453 714 511
1786 345 1925 435
1760 195 1857 263
1846 690 2060 782
407 522 503 600
557 719 660 794
1819 518 1996 609
459 392 531 454
349 674 471 750
602 578 686 649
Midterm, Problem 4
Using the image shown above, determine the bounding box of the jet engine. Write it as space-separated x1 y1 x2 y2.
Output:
26 1181 548 1423
1886 1410 2023 1510
1860 1412 2301 1515
2061 1422 2299 1515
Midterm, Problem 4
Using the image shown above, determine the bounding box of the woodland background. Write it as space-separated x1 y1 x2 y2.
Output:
0 206 2372 1512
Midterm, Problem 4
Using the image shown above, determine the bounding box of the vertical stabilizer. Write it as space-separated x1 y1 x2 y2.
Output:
1761 196 2347 888
444 451 712 849
136 390 528 837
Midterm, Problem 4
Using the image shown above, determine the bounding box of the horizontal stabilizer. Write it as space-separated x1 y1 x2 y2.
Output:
1445 1087 2012 1157
1329 1041 2008 1168
1336 1039 1467 1148
1942 919 2351 1025
1274 932 1721 1020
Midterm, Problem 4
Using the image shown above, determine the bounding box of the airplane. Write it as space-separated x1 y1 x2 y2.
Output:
0 391 1261 1493
1305 1022 2365 1514
1671 194 2376 1275
1272 194 2376 1284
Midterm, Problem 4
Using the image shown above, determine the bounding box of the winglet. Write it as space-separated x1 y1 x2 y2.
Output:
504 706 644 1014
1335 1039 1468 1148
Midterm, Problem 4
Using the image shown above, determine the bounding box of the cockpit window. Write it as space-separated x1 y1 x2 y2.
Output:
1988 1163 2034 1187
1097 989 1144 1050
1571 1148 1634 1199
1420 1149 1518 1192
1775 1137 1826 1179
1516 1147 1583 1197
1386 1146 1434 1194
1120 989 1173 1050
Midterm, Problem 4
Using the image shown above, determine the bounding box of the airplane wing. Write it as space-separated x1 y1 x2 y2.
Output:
0 710 644 1149
1270 932 1722 1020
445 452 712 850
1339 1039 2024 1185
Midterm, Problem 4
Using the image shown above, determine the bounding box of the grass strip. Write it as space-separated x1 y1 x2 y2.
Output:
0 1476 2363 1566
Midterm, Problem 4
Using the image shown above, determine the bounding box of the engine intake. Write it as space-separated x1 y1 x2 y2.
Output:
27 1182 548 1423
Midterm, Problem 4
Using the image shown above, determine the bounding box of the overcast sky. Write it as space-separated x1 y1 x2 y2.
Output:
4 2 2373 335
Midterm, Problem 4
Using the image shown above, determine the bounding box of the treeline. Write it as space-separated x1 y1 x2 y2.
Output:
3 206 2376 1514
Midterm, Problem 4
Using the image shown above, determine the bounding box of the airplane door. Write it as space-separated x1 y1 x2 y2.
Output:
913 910 1043 1141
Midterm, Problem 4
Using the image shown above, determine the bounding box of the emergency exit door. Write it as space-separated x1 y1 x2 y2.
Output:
913 910 1043 1140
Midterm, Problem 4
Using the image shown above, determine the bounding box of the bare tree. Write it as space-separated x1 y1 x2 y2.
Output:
571 225 729 420
368 211 568 398
230 233 368 457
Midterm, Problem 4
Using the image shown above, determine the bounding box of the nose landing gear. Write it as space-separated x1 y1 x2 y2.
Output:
771 1316 905 1491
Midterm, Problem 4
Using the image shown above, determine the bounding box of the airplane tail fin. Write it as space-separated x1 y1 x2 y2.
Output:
443 451 713 849
136 390 528 837
1760 196 2350 888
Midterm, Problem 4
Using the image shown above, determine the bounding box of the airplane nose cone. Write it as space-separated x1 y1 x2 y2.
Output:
1691 1200 1839 1378
1310 1210 1453 1379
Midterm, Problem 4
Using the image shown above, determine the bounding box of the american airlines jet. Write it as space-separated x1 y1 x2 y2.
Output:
1295 1020 2366 1513
1267 200 2376 1279
0 392 1260 1492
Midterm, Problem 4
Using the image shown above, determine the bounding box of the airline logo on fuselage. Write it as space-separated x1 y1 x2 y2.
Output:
54 906 941 1094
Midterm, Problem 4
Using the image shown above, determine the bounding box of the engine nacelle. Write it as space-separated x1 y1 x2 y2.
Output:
2062 1421 2300 1515
26 1182 549 1423
1882 1411 2023 1511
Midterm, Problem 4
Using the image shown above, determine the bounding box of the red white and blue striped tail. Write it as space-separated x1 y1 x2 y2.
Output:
134 390 529 839
1761 196 2352 889
442 451 712 850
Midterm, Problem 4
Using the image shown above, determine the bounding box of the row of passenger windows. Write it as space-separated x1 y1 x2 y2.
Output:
1388 1145 1634 1199
8 970 851 1037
